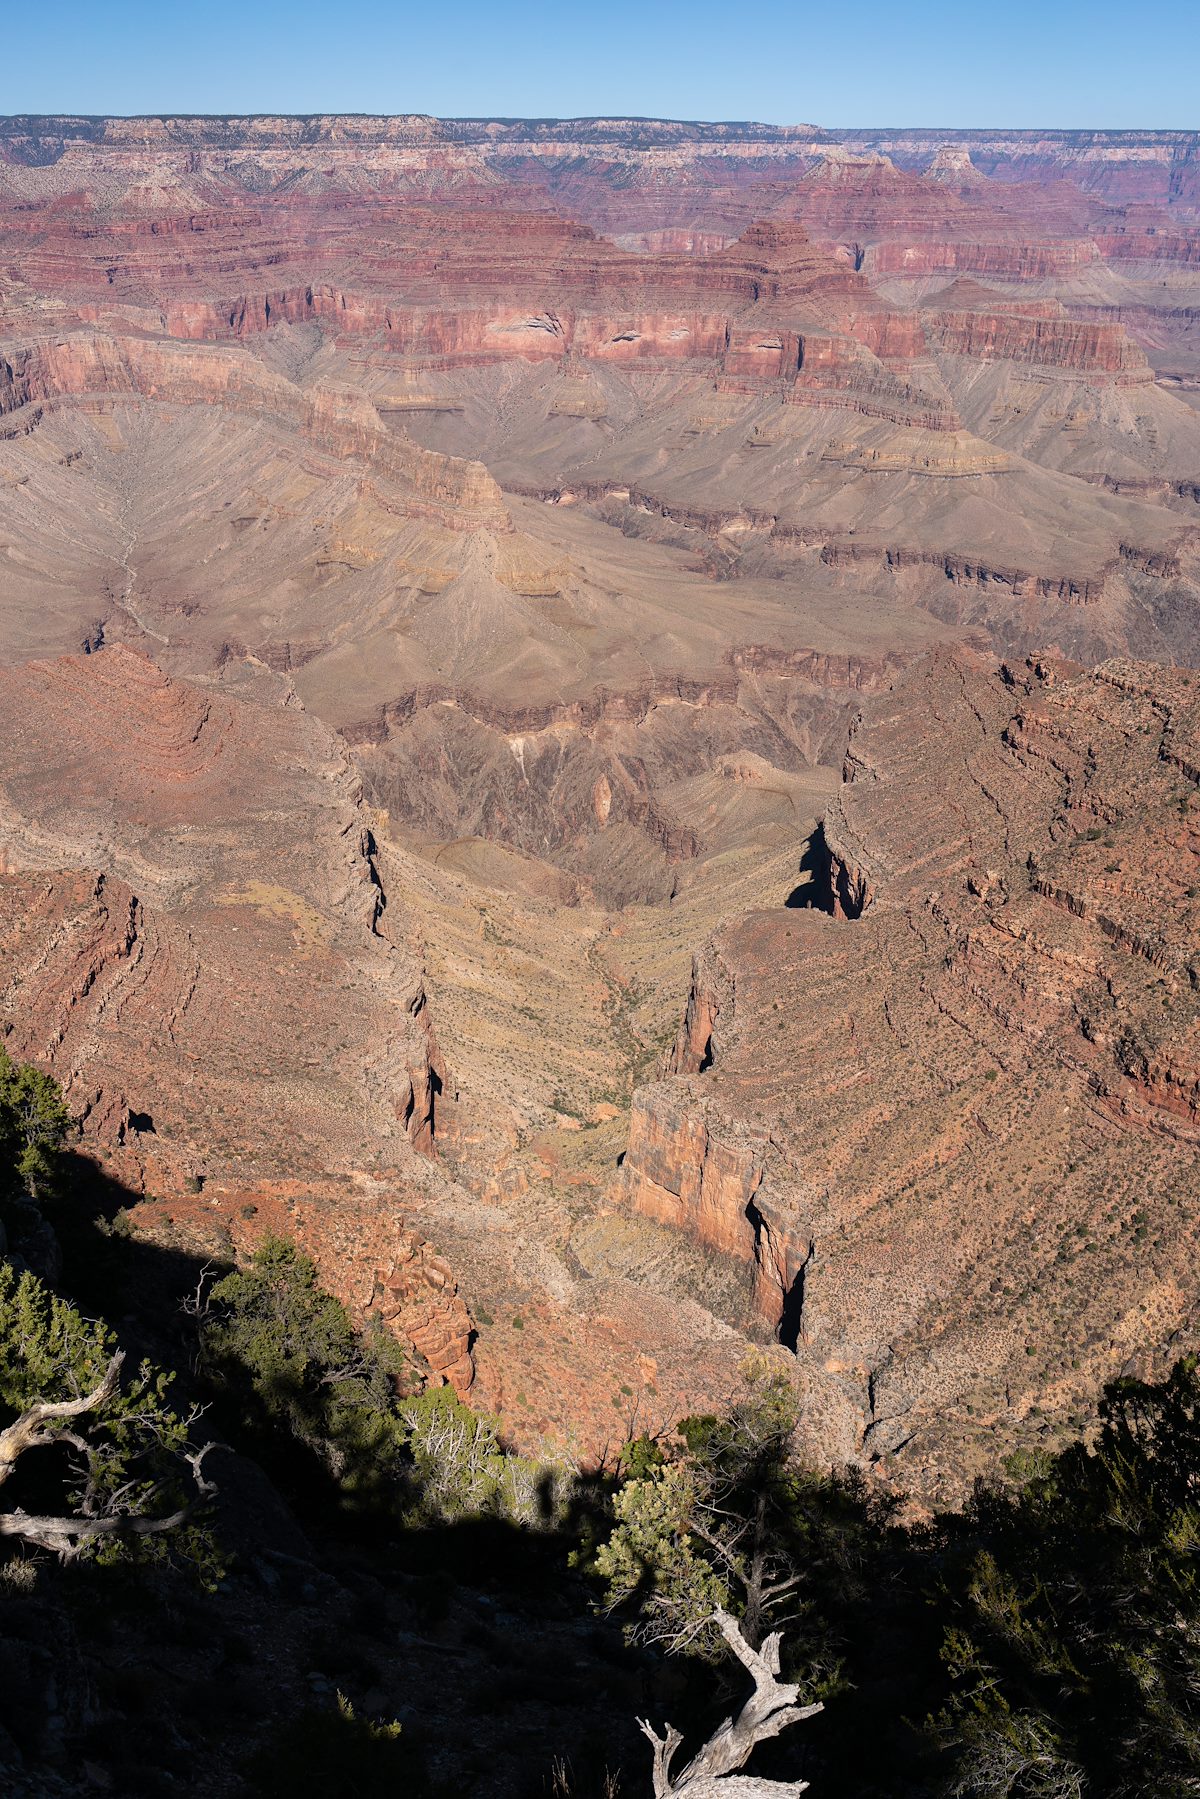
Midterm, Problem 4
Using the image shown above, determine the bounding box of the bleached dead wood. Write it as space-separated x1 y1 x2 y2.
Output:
0 1349 218 1556
639 1608 822 1796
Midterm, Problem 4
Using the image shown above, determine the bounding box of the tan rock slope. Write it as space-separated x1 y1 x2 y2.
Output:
0 646 471 1371
0 644 762 1447
626 650 1200 1499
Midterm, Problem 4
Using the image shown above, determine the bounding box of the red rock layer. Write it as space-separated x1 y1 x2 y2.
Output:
865 240 1101 280
924 305 1152 380
133 1182 476 1393
0 647 446 1175
0 198 923 386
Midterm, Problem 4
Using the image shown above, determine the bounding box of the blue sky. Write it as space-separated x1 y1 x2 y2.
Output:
1 0 1195 128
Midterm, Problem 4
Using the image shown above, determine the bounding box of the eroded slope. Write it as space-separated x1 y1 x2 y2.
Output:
625 651 1200 1499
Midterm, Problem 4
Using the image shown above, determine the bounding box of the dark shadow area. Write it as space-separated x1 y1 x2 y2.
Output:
744 1193 768 1265
743 1198 808 1356
51 1149 215 1358
10 1147 1191 1799
785 821 837 914
777 1243 813 1355
5 1154 958 1798
0 1150 651 1799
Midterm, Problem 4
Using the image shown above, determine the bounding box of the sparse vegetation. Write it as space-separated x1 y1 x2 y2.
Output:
0 1258 219 1575
197 1234 411 1510
245 1691 425 1797
587 1355 1200 1797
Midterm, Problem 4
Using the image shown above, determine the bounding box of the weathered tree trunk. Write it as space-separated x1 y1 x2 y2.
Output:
0 1350 218 1556
639 1608 822 1796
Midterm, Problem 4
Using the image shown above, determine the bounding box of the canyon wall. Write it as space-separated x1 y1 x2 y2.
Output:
624 651 1200 1498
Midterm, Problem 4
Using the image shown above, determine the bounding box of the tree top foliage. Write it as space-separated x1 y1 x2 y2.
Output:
0 1043 71 1202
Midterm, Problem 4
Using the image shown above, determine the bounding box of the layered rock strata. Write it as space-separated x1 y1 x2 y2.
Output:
624 650 1200 1499
0 644 450 1168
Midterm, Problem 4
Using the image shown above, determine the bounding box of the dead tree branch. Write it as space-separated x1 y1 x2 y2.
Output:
0 1348 221 1558
0 1350 124 1487
638 1608 822 1797
0 1441 220 1558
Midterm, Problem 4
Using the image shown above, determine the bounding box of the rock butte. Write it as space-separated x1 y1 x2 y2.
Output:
0 116 1198 1486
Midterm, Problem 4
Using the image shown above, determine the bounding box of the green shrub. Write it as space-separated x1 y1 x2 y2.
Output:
400 1383 561 1528
0 1045 70 1202
936 1358 1200 1797
245 1691 429 1797
198 1237 562 1530
198 1236 409 1510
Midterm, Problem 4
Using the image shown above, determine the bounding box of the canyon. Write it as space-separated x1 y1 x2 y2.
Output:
1 115 1199 1494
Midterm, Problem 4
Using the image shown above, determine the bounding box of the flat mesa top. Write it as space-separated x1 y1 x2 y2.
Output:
0 115 1196 144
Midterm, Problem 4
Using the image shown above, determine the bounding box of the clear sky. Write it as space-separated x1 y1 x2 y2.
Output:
1 0 1195 129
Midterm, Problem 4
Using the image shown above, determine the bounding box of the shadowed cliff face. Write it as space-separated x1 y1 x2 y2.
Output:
1 118 1199 1489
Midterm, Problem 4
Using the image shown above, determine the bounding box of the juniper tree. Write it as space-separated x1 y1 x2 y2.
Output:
595 1355 866 1680
0 1044 70 1202
0 1258 218 1569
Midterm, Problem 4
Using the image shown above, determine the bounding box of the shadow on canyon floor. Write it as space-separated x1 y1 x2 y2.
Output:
784 824 837 914
2 1153 971 1799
